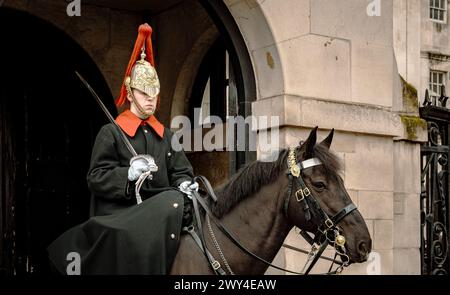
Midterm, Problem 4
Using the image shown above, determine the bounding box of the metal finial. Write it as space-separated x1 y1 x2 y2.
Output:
423 89 431 106
140 46 146 61
439 85 448 107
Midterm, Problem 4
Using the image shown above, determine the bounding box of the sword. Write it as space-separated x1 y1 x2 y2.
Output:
75 71 158 205
75 71 138 157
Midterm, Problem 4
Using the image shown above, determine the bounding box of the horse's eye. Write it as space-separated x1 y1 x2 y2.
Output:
312 181 326 191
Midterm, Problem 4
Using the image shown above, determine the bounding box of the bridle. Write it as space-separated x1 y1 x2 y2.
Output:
284 147 357 274
185 147 358 275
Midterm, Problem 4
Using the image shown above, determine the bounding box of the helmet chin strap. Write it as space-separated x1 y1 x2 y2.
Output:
126 83 154 119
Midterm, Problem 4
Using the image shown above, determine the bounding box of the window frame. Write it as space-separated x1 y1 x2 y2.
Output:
430 0 447 23
429 70 447 101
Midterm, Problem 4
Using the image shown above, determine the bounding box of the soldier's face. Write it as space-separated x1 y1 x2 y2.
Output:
128 88 157 117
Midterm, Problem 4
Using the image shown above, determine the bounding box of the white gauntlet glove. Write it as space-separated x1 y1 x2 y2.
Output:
179 180 199 199
128 158 151 181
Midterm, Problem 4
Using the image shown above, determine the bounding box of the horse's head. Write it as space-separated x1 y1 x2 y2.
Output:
285 127 372 264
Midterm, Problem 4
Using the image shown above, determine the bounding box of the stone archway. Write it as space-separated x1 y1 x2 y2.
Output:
220 0 285 101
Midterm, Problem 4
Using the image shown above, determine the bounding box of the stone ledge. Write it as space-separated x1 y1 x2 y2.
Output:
252 95 403 138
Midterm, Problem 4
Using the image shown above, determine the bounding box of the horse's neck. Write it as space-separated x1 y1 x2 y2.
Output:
218 173 292 274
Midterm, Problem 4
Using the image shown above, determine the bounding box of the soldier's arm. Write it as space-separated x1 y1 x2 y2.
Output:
87 125 133 200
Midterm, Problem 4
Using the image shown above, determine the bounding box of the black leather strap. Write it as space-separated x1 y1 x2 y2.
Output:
284 174 293 217
191 194 224 275
183 227 227 275
191 189 307 275
194 175 218 202
331 203 357 224
299 230 315 246
304 240 330 275
285 172 312 221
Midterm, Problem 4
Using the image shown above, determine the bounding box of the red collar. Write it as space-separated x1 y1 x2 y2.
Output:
115 110 164 138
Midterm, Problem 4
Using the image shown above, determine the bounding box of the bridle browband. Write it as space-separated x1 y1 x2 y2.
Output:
186 147 358 275
285 147 357 274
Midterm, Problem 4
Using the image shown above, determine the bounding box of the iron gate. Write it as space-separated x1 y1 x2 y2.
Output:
420 89 450 275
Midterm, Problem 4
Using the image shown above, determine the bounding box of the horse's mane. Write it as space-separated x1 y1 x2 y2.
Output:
212 144 342 218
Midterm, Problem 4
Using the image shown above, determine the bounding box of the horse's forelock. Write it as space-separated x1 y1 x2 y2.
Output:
312 144 342 176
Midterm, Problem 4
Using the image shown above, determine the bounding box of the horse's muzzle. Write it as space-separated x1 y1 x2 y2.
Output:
356 240 371 262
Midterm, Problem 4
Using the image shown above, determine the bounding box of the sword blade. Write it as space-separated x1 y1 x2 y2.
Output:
75 71 137 157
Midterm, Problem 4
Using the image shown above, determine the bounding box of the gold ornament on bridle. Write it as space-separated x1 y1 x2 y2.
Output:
335 234 346 247
288 148 301 178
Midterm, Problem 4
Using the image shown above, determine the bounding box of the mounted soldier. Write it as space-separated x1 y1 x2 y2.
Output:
47 23 198 275
48 23 372 276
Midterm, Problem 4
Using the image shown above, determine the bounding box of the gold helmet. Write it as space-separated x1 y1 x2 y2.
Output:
125 47 160 99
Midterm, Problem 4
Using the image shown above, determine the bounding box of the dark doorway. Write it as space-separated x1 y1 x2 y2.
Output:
200 0 257 169
0 8 116 274
182 0 257 186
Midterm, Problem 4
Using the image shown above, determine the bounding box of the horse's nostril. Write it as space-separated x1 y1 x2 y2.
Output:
357 241 369 260
358 241 366 252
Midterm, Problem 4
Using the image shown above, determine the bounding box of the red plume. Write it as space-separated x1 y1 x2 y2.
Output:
116 23 156 107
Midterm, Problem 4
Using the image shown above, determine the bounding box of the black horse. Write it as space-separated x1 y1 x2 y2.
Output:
171 127 372 274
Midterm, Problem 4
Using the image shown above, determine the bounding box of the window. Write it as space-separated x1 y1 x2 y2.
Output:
198 51 232 125
189 37 251 176
429 70 447 101
199 78 211 124
190 38 234 126
430 0 447 23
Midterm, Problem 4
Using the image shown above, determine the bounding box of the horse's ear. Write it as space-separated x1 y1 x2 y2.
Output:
300 126 318 158
320 128 334 149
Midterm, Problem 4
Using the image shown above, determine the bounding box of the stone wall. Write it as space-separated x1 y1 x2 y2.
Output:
227 0 425 274
393 0 421 91
393 141 421 274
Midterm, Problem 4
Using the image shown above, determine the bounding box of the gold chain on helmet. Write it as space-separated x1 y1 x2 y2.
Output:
125 77 151 118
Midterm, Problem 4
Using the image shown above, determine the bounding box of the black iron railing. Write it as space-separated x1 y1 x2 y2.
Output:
420 87 450 275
